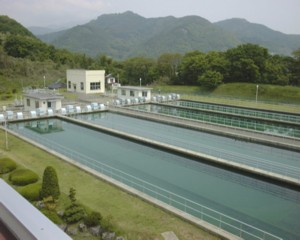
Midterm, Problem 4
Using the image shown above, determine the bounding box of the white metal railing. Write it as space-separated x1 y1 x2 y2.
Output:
125 104 300 139
10 127 283 240
168 100 300 123
80 112 300 181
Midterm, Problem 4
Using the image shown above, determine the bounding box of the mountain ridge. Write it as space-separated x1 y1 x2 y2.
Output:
36 11 300 59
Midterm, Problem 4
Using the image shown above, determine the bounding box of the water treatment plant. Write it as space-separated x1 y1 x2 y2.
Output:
1 94 300 240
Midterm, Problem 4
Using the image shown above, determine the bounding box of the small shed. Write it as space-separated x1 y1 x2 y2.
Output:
117 86 152 101
23 89 64 112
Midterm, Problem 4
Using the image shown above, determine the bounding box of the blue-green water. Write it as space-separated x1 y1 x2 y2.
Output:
10 119 300 240
127 104 300 138
73 112 300 178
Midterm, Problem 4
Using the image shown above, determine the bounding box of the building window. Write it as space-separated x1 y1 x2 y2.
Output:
35 101 39 108
47 102 52 108
130 90 134 97
142 91 148 97
68 81 71 88
90 82 100 90
26 99 30 107
80 82 84 90
121 89 126 96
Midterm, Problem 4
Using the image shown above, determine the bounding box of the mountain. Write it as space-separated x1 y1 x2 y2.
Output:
215 18 300 55
38 11 240 59
37 12 300 60
0 15 35 37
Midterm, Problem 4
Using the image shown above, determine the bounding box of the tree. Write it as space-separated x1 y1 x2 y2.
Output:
121 57 157 85
225 44 269 83
157 53 182 84
289 48 300 86
178 51 206 85
63 187 85 224
264 55 289 85
198 70 223 89
40 166 60 200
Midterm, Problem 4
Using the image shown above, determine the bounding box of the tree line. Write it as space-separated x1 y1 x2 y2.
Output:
2 33 300 88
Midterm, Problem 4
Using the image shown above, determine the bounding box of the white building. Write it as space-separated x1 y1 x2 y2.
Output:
66 70 105 94
23 89 64 112
117 86 152 101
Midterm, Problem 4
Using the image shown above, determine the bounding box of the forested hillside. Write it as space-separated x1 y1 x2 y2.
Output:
215 18 300 56
0 16 97 96
38 11 300 59
39 11 241 59
1 15 300 101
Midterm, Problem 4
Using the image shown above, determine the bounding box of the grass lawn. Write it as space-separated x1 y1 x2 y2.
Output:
151 83 300 114
0 130 220 240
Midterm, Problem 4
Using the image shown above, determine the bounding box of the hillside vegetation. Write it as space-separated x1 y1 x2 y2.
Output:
0 15 300 106
38 11 300 59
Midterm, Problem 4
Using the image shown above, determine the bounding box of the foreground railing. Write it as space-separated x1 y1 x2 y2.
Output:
11 128 283 240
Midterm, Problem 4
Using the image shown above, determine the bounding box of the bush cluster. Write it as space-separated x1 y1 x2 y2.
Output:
63 203 86 224
40 166 60 199
0 158 17 174
40 208 64 224
9 169 39 186
84 211 102 227
19 183 41 201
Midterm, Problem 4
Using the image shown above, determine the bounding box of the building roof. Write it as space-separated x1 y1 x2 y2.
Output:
117 86 152 91
23 89 64 100
48 82 66 90
0 179 72 240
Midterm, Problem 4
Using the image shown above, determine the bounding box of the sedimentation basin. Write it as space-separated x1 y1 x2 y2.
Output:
72 111 300 182
9 118 300 240
126 103 300 138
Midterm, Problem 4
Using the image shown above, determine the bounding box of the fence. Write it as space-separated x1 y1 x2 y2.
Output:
10 127 283 240
127 104 300 139
109 107 300 181
168 100 300 123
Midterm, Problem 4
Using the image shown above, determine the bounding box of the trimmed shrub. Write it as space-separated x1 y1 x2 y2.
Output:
0 158 17 174
40 166 60 199
63 203 86 224
19 183 41 201
41 208 64 224
9 169 39 186
84 211 102 227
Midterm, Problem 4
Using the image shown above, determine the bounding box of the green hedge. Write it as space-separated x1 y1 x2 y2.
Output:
9 169 39 186
19 183 41 201
0 158 17 174
40 209 64 224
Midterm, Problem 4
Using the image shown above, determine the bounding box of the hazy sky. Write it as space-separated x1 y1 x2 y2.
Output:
1 0 299 34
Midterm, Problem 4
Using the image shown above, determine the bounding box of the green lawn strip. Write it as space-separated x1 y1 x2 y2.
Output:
151 84 300 114
0 130 220 240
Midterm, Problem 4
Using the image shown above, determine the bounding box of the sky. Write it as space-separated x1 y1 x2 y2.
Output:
1 0 300 34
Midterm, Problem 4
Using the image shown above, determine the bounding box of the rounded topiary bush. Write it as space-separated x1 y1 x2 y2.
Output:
0 158 17 174
9 169 39 186
40 166 60 200
19 183 42 201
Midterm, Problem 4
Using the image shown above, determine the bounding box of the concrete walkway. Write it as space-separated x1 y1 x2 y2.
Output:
110 106 300 151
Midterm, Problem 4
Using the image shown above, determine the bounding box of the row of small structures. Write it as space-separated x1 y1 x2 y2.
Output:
0 93 181 122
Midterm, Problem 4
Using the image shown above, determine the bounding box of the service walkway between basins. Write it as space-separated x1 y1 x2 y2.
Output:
106 107 300 185
7 117 300 240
